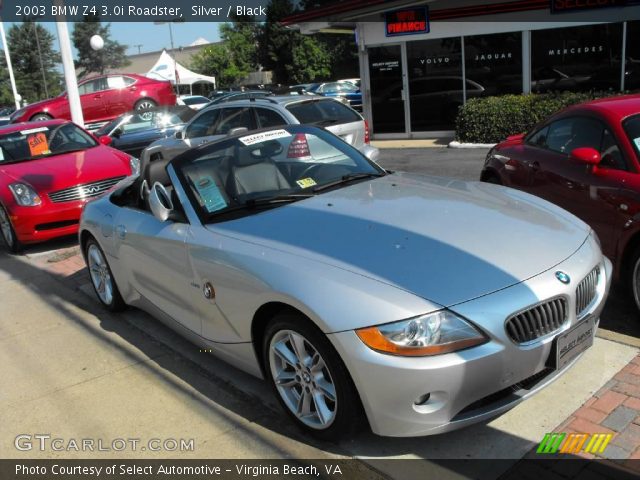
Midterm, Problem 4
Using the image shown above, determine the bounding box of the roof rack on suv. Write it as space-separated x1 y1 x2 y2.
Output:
249 95 279 104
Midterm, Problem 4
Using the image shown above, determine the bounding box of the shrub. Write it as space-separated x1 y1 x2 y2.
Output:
455 91 622 144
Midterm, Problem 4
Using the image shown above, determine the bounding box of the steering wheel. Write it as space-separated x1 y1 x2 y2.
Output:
297 163 324 180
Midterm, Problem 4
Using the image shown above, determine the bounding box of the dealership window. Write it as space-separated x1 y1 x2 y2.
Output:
407 38 462 131
626 21 640 91
464 32 522 96
531 23 623 93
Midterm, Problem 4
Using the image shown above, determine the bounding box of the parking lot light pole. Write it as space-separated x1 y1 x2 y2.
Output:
54 0 84 126
0 19 21 110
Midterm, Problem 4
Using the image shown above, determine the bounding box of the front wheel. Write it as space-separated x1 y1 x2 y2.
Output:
85 238 125 312
263 313 363 439
0 205 21 253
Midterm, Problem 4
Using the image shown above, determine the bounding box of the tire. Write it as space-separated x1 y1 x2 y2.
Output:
135 99 157 111
30 113 52 122
85 238 125 312
483 173 502 185
629 246 640 313
263 312 364 440
0 204 22 254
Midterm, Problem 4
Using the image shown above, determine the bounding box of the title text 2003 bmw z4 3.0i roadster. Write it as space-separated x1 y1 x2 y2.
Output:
79 125 611 439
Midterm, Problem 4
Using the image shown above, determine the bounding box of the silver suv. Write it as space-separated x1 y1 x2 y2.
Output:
145 95 378 163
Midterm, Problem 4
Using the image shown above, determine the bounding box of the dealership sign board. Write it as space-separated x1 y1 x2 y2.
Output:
385 7 429 37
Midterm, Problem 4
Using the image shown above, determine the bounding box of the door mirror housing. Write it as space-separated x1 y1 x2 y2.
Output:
570 147 601 166
175 130 184 140
98 135 112 146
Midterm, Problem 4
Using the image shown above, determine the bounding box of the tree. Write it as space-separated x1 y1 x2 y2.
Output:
190 17 261 87
259 0 331 84
7 21 62 103
72 16 130 78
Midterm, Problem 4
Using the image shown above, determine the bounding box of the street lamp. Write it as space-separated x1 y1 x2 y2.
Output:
0 19 21 110
154 21 180 94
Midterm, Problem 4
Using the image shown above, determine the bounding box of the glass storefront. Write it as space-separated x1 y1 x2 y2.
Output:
464 32 522 96
531 23 623 93
367 21 634 135
407 38 462 131
368 45 405 134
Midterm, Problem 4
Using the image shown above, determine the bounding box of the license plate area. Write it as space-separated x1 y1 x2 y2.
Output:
550 317 595 370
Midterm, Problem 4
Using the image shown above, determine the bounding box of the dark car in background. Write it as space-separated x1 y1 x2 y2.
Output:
306 82 362 111
481 94 640 311
95 106 196 158
10 74 176 126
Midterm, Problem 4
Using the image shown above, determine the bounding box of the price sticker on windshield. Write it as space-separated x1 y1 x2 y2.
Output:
239 129 291 146
27 132 50 156
296 177 317 189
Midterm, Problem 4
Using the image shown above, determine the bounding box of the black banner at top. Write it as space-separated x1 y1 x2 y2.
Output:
551 0 640 13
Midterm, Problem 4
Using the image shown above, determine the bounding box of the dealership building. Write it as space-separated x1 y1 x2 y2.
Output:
286 0 640 138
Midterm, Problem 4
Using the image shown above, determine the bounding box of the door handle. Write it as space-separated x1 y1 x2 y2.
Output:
93 94 102 99
129 86 137 91
115 225 126 239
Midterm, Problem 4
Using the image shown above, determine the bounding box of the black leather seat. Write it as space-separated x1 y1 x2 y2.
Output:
229 146 291 196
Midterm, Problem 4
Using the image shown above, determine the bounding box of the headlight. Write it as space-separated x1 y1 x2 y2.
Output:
591 230 602 249
8 183 42 206
356 310 487 356
129 156 140 176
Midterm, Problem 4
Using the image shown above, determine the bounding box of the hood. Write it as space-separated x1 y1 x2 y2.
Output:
0 146 130 194
210 173 590 307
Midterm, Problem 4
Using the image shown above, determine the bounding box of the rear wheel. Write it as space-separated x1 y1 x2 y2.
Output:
30 113 52 122
0 205 21 254
263 312 363 440
135 99 157 111
85 238 125 311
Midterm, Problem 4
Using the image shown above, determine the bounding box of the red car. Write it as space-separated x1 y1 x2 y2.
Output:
0 120 137 252
481 94 640 310
10 74 176 125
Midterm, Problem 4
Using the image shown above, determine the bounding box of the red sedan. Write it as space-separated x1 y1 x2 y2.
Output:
481 94 640 310
10 74 176 125
0 120 137 252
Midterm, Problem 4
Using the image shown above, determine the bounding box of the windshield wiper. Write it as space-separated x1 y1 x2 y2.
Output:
312 172 385 193
207 194 315 218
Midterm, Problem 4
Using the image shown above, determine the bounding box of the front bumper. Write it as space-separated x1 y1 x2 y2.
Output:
9 201 86 244
329 235 611 437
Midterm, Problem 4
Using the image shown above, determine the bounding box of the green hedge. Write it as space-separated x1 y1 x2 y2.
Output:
455 91 621 144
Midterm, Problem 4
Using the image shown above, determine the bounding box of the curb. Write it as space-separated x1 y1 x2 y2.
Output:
449 140 496 149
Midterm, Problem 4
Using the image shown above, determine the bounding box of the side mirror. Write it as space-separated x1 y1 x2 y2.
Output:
570 147 601 166
228 127 248 136
98 135 112 146
149 182 174 222
175 130 184 140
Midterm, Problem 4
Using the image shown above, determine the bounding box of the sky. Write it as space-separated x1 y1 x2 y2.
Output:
9 21 223 57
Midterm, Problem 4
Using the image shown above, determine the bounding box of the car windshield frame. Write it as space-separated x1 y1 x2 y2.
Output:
0 123 98 164
171 125 385 225
623 114 640 161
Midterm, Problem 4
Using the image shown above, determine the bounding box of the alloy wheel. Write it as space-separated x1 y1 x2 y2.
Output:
87 244 114 305
633 258 640 311
268 330 338 429
136 100 156 110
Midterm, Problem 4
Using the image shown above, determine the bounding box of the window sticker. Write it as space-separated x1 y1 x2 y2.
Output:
296 177 317 189
239 129 291 146
634 138 640 151
193 176 228 213
27 132 50 156
19 126 49 135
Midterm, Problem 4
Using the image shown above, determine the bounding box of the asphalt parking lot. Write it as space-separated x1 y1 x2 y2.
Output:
1 146 639 478
377 147 640 344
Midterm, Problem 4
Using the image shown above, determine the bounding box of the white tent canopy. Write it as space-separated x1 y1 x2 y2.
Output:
146 50 216 93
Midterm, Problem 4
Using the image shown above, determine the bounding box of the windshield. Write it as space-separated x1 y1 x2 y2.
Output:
624 114 640 160
0 123 97 164
173 125 384 222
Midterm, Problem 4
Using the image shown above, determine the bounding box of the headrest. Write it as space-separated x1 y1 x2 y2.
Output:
234 140 283 168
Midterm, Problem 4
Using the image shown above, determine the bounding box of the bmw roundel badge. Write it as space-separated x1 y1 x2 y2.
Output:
555 271 570 284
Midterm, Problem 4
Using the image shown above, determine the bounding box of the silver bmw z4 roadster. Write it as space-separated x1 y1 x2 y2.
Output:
79 125 611 439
